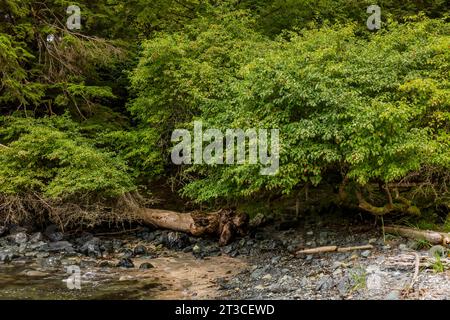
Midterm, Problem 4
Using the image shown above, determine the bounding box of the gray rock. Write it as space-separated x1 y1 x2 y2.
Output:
192 244 201 254
399 244 408 251
271 256 281 264
0 250 14 263
133 245 147 256
37 256 61 268
44 225 64 242
164 232 190 250
98 260 114 268
12 232 28 244
139 262 154 269
336 276 350 296
361 250 372 258
9 226 27 234
80 237 101 257
28 241 47 251
120 248 134 258
29 232 43 243
316 275 333 291
332 261 343 270
385 290 401 300
117 258 134 268
251 268 265 280
45 241 74 252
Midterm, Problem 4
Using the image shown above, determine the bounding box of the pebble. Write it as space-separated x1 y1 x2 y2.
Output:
262 274 273 281
361 250 371 258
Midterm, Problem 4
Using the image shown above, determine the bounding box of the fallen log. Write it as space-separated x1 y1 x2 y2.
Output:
384 225 450 247
138 208 248 246
296 244 373 255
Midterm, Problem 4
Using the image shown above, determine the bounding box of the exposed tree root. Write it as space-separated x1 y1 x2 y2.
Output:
356 188 421 216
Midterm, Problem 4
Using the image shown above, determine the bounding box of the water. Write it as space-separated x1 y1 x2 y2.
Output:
0 262 163 299
0 253 246 299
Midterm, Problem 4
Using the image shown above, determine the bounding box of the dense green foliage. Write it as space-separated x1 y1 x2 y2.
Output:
0 0 449 226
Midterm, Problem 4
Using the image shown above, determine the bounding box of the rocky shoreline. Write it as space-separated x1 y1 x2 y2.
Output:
0 214 448 300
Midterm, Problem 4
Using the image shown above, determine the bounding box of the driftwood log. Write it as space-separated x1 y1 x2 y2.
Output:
138 208 248 246
296 244 373 255
384 225 450 247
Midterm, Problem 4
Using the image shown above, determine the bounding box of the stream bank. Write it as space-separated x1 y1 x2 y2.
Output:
0 213 448 300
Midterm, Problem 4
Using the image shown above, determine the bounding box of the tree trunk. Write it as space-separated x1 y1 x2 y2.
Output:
384 225 450 247
138 208 248 246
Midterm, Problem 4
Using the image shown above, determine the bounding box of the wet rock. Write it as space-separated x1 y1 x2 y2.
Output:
120 248 134 259
192 244 201 255
139 262 154 269
98 260 114 268
0 226 7 237
9 226 27 235
117 258 134 268
28 241 47 251
44 225 63 242
0 250 14 263
100 241 114 254
45 241 74 253
80 237 102 257
164 232 190 250
133 245 147 256
144 232 156 242
37 256 61 268
25 270 48 277
112 239 123 251
29 232 43 243
12 232 28 244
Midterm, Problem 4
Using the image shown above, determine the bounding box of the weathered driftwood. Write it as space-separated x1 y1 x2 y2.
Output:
138 208 248 246
384 225 450 247
296 244 373 255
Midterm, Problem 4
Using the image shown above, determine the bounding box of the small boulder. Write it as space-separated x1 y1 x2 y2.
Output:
133 245 147 256
117 258 134 268
139 262 154 269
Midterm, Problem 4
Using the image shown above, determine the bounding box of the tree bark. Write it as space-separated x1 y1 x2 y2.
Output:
384 225 450 247
138 208 248 246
